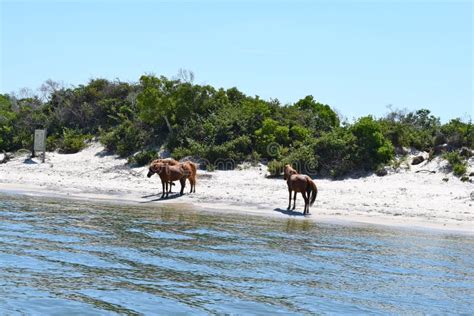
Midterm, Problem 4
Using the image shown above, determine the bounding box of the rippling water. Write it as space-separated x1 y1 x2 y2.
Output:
0 193 473 314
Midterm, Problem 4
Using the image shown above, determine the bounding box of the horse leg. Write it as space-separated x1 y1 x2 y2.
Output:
302 191 308 215
161 179 166 198
180 178 186 196
168 181 172 193
287 189 292 210
189 178 193 193
165 181 170 198
292 191 297 210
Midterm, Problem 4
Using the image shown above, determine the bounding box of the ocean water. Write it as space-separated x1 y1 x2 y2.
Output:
0 193 473 315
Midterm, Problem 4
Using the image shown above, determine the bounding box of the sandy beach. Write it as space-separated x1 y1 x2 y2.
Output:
0 142 473 233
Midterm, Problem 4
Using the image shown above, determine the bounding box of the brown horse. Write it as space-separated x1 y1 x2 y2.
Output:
147 162 188 198
180 161 197 193
283 164 318 215
147 159 197 195
148 158 180 192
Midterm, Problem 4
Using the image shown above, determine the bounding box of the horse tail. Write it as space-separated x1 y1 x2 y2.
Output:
307 177 318 206
190 162 197 178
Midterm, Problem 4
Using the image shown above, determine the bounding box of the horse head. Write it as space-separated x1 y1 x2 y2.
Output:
147 162 163 178
283 164 291 180
283 164 298 180
147 167 155 178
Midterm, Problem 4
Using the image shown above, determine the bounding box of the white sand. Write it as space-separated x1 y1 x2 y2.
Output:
0 142 473 233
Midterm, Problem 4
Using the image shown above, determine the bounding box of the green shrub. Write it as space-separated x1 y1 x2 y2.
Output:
312 129 355 177
173 136 252 166
255 119 290 158
0 94 16 151
100 130 118 152
173 146 198 160
128 150 157 166
453 163 467 177
247 150 261 166
443 151 467 177
59 129 88 154
267 160 284 177
283 144 318 175
441 118 474 148
293 95 339 132
290 125 311 142
99 120 145 157
351 116 394 170
206 164 215 172
46 135 61 151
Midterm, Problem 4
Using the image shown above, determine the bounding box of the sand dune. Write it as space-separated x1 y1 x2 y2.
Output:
0 142 473 233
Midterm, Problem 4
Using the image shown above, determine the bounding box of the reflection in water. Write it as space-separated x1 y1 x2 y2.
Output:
0 194 473 314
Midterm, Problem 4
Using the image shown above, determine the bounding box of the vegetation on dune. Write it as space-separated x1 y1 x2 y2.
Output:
443 152 468 177
0 75 472 177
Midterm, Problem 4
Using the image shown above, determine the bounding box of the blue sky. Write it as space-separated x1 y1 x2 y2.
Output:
1 0 472 122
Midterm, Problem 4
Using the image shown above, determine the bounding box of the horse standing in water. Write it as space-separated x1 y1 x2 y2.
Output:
283 164 318 215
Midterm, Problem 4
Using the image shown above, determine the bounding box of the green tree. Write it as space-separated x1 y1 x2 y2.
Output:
0 94 16 151
293 95 339 133
441 118 474 148
255 118 290 158
137 75 176 133
350 116 394 170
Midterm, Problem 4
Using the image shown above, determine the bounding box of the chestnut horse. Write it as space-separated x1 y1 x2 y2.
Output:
180 161 197 193
283 164 318 215
147 159 197 195
147 162 188 198
148 158 179 192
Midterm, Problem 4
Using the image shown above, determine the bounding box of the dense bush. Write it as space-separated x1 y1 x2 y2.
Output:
1 76 471 178
441 119 474 148
128 150 157 166
255 118 290 158
443 151 468 177
313 128 356 177
100 120 146 157
46 135 61 151
58 129 89 154
283 144 318 175
267 160 285 177
0 94 16 151
350 116 394 170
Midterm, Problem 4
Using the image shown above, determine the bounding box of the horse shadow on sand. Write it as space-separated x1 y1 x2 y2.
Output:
273 208 307 217
140 192 184 203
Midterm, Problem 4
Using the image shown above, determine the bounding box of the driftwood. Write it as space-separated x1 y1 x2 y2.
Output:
415 170 436 174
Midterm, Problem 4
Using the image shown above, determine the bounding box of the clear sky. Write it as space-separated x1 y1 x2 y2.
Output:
1 0 472 122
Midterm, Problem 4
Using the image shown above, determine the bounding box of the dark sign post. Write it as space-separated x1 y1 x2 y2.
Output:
34 129 47 163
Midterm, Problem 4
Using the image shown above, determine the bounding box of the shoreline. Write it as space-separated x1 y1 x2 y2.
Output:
1 182 472 235
0 142 473 235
